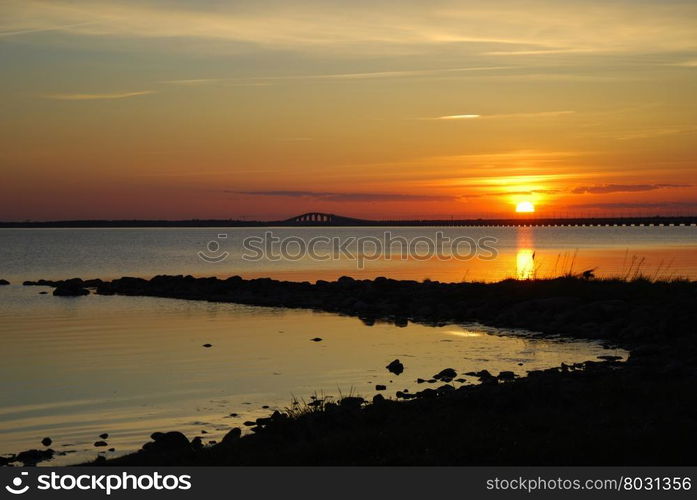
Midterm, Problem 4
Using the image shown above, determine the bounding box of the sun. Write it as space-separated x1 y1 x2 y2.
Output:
515 201 535 213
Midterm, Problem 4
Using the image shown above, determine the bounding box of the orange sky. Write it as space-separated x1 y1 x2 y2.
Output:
1 0 696 220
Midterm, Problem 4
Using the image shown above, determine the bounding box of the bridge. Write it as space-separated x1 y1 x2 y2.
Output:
276 212 368 226
273 213 697 227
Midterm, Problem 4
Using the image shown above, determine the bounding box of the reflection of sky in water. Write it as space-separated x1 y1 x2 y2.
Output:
0 226 695 283
0 287 626 465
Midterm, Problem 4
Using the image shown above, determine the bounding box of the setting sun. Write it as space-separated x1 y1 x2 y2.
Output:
515 201 535 213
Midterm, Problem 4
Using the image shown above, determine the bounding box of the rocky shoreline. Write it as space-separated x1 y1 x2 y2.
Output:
8 274 697 465
30 273 697 349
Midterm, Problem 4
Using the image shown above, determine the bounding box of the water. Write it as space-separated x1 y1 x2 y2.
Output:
0 226 696 283
0 286 626 465
0 226 691 465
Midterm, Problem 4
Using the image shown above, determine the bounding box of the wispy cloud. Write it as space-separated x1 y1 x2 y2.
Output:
434 110 574 120
160 79 222 86
615 126 697 141
0 21 95 38
3 0 696 56
484 48 604 56
574 201 697 210
296 66 512 80
236 190 454 202
166 66 513 88
436 114 481 120
571 184 691 194
670 59 697 67
42 90 155 101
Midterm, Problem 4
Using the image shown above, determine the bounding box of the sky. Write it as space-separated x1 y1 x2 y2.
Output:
1 0 696 220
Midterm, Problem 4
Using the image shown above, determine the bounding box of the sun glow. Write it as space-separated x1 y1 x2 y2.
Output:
515 201 535 213
516 248 536 280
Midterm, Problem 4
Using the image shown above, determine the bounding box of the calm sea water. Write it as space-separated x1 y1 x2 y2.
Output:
0 286 626 465
0 226 696 283
0 226 692 465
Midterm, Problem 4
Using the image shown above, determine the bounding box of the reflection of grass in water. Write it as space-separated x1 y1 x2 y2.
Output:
513 248 686 283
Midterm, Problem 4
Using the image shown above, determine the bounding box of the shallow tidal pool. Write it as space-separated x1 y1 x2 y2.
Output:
0 285 627 465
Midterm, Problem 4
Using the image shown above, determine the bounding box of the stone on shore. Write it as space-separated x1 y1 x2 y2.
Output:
15 448 54 466
433 368 457 381
142 431 191 452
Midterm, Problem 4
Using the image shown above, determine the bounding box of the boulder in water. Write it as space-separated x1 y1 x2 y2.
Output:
386 359 404 375
53 284 89 296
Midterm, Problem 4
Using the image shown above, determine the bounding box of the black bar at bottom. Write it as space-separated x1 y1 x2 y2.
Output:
0 467 694 499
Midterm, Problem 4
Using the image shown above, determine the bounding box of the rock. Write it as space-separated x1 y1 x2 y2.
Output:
386 359 404 375
53 284 89 296
375 384 387 391
243 421 256 426
416 378 425 383
108 448 115 452
475 369 498 384
190 436 203 450
228 412 238 417
394 317 408 328
310 337 323 342
417 388 438 399
16 448 54 466
221 428 242 445
597 355 622 362
99 433 109 439
143 431 191 452
41 437 52 447
498 371 516 381
39 291 48 294
372 394 385 404
434 368 457 380
339 397 364 409
202 343 213 348
94 440 108 447
0 279 9 285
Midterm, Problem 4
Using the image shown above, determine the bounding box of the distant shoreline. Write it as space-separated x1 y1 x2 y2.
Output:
1 214 697 228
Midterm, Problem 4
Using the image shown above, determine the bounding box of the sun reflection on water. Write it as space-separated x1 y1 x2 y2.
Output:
516 226 536 280
517 249 536 280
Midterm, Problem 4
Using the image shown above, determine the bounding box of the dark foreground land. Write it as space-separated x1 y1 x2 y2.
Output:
14 275 697 465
